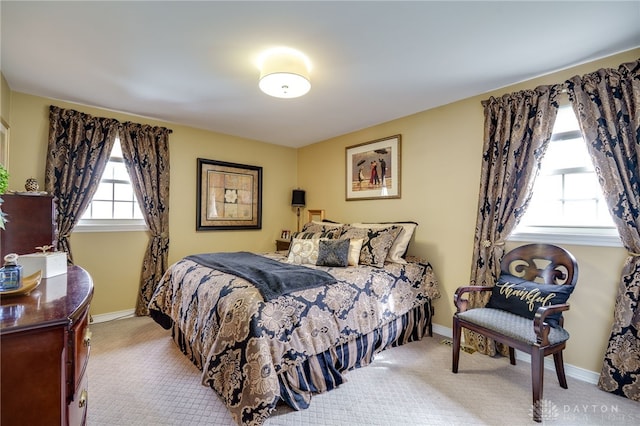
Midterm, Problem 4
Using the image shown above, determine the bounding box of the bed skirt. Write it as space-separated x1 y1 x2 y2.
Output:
158 300 433 415
278 300 433 410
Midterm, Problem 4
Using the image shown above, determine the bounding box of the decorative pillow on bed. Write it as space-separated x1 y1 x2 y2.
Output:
486 274 575 327
316 239 350 267
287 237 324 265
287 231 340 258
339 225 402 268
290 230 341 240
301 221 344 235
352 222 417 264
345 238 363 266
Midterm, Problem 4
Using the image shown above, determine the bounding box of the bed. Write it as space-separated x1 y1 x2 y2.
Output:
148 221 440 425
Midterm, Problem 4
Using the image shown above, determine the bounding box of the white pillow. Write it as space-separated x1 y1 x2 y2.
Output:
345 238 364 266
287 237 324 265
351 222 417 264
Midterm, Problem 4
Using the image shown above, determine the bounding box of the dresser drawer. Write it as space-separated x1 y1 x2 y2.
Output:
67 370 88 426
69 308 91 398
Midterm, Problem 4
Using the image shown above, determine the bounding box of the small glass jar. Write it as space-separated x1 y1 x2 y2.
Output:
0 253 23 291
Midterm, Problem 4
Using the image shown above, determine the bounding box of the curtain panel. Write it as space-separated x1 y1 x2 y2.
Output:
45 105 172 318
566 59 640 401
467 85 561 355
119 122 172 316
44 106 119 263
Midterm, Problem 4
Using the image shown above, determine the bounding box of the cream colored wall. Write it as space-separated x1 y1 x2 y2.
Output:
1 73 10 123
6 92 298 316
297 49 639 374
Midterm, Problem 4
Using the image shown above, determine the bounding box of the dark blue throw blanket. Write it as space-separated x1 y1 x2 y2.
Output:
185 251 336 301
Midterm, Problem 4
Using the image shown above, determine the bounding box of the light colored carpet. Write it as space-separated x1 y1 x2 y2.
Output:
87 316 638 425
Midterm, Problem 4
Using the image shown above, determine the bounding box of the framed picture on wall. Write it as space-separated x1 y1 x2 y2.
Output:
197 158 262 230
346 134 401 201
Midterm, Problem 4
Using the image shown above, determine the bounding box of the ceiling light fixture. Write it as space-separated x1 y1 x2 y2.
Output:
258 47 311 99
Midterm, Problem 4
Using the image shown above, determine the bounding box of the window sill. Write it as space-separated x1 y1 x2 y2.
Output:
509 226 622 248
73 220 148 233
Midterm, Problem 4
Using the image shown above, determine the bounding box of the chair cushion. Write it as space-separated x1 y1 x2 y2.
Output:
486 274 574 327
457 308 570 346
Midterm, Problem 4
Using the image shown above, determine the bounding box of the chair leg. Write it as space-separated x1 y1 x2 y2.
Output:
509 346 516 365
531 349 545 423
452 318 461 373
553 351 568 389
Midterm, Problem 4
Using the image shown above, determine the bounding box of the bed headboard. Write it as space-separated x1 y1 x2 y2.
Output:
307 209 325 222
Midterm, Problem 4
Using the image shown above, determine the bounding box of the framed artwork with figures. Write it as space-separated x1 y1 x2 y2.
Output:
346 134 401 201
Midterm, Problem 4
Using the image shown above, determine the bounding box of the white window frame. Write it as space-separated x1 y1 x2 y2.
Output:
73 137 148 233
74 218 147 233
508 105 621 248
509 225 621 247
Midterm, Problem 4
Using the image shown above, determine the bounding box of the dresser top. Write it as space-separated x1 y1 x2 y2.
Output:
0 265 93 334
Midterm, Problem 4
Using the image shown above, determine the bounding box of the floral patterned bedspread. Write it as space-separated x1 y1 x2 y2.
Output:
148 252 440 425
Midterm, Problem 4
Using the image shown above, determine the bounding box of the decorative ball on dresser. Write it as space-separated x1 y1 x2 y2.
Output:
24 177 39 192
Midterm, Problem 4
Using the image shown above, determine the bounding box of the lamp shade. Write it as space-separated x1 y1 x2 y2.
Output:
291 189 306 207
259 48 311 99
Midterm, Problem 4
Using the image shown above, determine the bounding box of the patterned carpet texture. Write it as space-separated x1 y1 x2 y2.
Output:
87 316 638 425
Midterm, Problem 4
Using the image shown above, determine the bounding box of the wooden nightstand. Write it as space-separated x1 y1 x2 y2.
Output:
276 239 291 251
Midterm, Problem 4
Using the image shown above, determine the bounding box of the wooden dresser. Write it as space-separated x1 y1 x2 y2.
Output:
0 193 58 257
0 266 94 426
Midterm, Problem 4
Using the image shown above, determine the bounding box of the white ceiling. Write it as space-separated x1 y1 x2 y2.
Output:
2 1 639 148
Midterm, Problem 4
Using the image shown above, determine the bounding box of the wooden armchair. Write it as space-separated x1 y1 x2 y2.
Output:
452 244 578 422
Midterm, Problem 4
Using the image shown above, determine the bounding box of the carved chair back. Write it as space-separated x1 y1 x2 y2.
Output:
501 243 578 287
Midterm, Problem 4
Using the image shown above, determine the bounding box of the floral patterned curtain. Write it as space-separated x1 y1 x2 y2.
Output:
566 59 640 401
44 106 119 263
466 85 561 355
119 122 171 316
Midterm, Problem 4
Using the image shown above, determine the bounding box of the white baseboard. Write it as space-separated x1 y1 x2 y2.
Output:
91 309 136 324
514 350 600 384
432 323 453 338
431 322 599 385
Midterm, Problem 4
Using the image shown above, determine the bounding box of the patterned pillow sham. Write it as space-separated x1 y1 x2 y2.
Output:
286 237 324 265
351 222 417 264
301 221 344 235
290 230 341 240
339 225 402 268
316 239 350 267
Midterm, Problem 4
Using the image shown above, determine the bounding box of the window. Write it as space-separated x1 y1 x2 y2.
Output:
510 105 620 246
75 137 147 232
